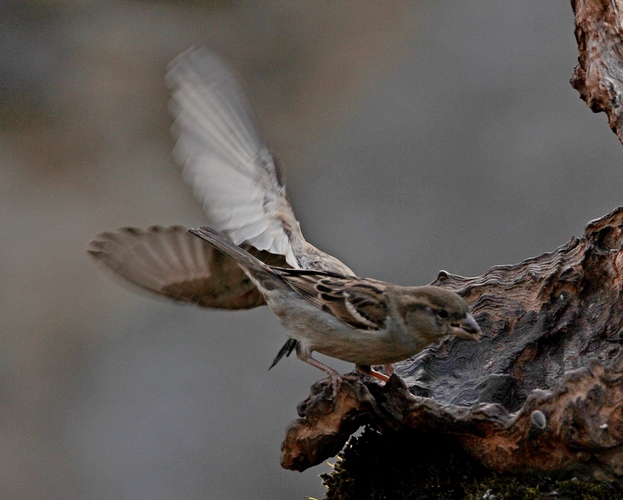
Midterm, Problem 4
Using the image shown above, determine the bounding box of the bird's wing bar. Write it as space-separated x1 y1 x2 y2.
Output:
282 272 388 330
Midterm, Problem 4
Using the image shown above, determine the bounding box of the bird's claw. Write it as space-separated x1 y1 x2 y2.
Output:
330 374 342 397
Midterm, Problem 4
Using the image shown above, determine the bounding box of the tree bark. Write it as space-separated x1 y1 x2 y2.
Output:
281 208 623 485
571 0 623 145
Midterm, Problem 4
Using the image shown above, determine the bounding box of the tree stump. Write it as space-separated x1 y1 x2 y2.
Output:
282 207 623 486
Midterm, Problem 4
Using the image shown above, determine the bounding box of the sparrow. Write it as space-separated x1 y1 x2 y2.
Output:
88 47 481 390
188 226 481 392
89 47 354 368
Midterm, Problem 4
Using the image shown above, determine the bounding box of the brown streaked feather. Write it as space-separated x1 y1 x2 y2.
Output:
281 272 388 330
88 225 287 310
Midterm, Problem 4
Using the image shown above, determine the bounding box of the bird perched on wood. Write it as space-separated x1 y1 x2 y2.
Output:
189 226 480 392
88 47 481 391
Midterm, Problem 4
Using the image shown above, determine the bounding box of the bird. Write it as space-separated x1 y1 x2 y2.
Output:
89 46 354 369
88 47 481 391
188 226 481 392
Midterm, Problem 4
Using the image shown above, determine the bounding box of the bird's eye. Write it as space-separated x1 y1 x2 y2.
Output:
437 308 449 319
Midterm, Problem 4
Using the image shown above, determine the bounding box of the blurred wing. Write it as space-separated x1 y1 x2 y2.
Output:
88 225 286 310
166 47 302 267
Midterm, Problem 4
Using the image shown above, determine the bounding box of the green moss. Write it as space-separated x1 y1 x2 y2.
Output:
554 478 617 500
320 427 618 500
321 427 484 499
464 476 616 500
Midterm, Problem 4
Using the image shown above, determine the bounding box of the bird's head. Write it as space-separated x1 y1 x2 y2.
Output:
394 285 482 346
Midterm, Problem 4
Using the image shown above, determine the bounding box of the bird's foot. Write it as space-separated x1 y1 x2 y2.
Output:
329 373 342 396
356 364 394 383
298 351 345 398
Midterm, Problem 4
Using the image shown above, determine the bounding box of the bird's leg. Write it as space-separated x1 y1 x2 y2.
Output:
356 364 390 383
296 343 342 395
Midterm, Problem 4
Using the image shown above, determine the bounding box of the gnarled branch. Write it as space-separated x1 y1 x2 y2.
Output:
282 207 623 485
571 0 623 144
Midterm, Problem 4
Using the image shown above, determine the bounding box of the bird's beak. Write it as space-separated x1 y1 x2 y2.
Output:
450 313 482 340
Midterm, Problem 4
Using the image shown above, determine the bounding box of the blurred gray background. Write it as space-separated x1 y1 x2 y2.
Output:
2 1 622 498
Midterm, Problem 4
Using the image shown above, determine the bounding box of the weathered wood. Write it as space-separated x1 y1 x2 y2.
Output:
571 0 623 144
282 207 623 485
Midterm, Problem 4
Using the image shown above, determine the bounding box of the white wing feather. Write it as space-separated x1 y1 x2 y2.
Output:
166 47 300 267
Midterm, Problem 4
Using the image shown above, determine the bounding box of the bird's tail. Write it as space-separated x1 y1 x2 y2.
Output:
188 226 275 278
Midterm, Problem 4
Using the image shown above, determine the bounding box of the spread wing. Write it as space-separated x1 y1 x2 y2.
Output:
282 271 388 330
88 225 287 309
166 47 304 267
167 47 354 276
